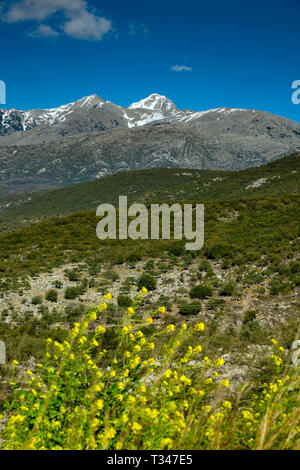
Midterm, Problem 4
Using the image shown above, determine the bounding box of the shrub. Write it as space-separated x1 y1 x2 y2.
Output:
240 320 264 343
31 296 42 306
206 243 234 260
127 252 142 263
103 270 120 281
290 262 300 274
207 298 226 310
45 289 58 303
137 274 157 291
243 310 257 324
219 282 236 296
178 302 202 315
64 286 81 300
53 280 63 289
65 303 85 322
65 269 80 282
190 284 213 299
269 280 281 295
117 295 132 308
121 277 136 291
269 279 291 296
198 260 211 272
144 260 155 272
168 242 185 256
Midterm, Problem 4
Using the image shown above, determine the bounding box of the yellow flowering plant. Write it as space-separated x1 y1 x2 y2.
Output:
1 293 300 450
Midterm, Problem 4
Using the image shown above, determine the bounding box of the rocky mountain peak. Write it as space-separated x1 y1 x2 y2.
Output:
129 93 178 114
75 94 105 108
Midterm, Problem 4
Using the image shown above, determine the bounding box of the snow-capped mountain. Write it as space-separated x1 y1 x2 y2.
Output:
0 94 105 136
0 92 183 143
2 92 289 145
129 93 178 114
0 92 299 195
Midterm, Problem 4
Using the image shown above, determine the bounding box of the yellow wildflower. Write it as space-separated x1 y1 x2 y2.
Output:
221 379 230 388
167 324 175 333
96 326 106 334
158 306 166 314
161 438 173 449
140 287 148 294
95 399 104 410
118 382 125 391
222 400 232 410
90 311 97 322
132 422 142 434
194 322 205 332
127 307 134 316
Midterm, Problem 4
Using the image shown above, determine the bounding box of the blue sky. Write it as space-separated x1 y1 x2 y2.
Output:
0 0 300 122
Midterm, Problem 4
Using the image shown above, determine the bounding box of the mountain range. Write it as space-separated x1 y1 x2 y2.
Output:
0 93 299 195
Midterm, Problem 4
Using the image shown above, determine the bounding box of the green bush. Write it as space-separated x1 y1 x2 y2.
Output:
243 310 257 324
219 282 236 296
137 274 157 291
65 303 85 322
190 284 213 299
127 252 142 263
290 262 300 274
65 269 80 282
103 270 120 282
178 302 202 315
31 296 42 306
206 298 226 310
269 279 291 296
240 320 264 343
144 260 155 271
64 286 81 300
117 295 132 308
168 242 185 256
206 243 234 260
45 289 58 303
53 280 63 289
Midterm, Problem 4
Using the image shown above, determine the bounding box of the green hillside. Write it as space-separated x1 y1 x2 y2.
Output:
0 193 299 294
0 153 299 232
0 154 299 450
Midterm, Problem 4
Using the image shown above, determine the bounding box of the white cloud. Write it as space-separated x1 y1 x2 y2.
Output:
128 22 149 37
1 0 112 41
63 9 111 40
171 65 193 72
29 24 60 38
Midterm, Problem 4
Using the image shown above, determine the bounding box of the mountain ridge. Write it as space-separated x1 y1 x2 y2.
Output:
0 93 299 195
1 92 299 146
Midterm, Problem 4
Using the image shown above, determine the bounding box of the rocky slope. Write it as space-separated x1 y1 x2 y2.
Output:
0 93 299 194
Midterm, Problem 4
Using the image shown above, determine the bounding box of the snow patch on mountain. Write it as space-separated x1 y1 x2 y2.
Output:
129 93 178 115
0 95 106 133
